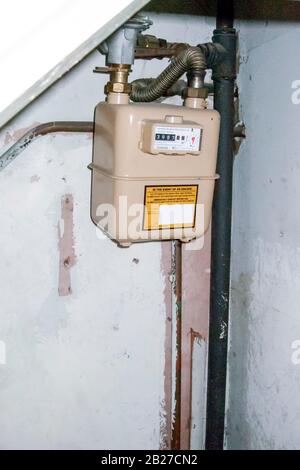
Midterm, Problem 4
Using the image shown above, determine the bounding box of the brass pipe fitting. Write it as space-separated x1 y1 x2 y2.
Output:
182 87 209 99
94 64 132 95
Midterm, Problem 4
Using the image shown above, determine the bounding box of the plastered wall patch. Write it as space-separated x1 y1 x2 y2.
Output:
58 194 76 296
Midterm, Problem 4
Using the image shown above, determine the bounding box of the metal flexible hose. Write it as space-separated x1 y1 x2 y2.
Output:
130 46 206 102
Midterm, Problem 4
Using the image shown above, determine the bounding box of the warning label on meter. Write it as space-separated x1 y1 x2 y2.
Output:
143 185 198 230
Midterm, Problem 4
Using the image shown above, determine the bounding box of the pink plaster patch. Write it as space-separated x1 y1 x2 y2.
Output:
180 228 212 449
4 122 40 145
58 194 76 296
160 241 173 450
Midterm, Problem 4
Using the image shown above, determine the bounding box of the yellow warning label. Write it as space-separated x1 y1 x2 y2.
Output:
143 185 198 230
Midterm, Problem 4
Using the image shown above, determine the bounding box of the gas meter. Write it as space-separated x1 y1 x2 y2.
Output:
89 15 220 247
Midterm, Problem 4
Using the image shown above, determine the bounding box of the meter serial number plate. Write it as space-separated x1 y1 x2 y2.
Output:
154 126 202 152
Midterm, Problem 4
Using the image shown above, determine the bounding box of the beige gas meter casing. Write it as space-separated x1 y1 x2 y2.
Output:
90 99 220 246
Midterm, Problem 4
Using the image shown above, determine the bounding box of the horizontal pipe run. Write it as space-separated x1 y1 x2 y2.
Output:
0 121 94 171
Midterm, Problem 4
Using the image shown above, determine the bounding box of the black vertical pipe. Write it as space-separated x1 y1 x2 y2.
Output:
205 0 237 450
216 0 234 29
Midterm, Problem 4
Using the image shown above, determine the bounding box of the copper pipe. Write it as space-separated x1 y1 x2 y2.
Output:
188 329 203 448
0 121 94 171
134 42 189 60
171 240 182 450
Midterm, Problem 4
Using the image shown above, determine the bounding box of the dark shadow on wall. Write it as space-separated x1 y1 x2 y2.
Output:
147 0 300 22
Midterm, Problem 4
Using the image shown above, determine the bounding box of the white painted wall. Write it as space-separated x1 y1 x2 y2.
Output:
226 12 300 449
0 13 213 450
0 140 165 449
